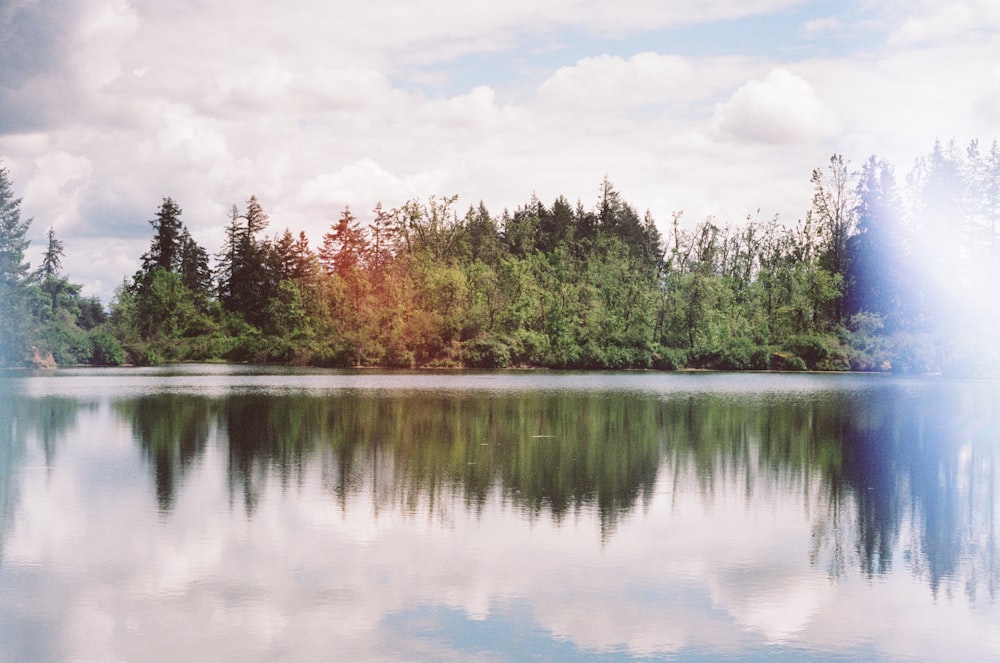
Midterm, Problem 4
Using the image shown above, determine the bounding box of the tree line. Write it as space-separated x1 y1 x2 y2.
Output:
1 138 998 373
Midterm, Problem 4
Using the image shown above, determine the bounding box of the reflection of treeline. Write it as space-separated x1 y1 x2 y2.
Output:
115 394 213 511
214 391 665 534
102 383 1000 597
809 383 1000 599
0 394 85 565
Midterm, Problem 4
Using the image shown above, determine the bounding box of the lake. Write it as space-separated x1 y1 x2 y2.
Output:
1 366 998 661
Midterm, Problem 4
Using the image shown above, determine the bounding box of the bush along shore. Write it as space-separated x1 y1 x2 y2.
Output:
2 141 998 376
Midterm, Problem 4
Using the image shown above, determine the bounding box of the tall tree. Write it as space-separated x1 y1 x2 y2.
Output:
273 228 299 280
811 154 857 320
0 164 32 365
177 228 213 299
218 196 276 327
368 202 395 271
141 197 184 273
38 226 64 279
846 156 904 327
320 207 368 276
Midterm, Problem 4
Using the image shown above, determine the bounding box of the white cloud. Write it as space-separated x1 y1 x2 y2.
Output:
21 151 93 231
713 68 840 144
537 52 699 110
294 158 445 218
2 0 997 299
77 0 139 79
887 0 1000 46
802 16 841 36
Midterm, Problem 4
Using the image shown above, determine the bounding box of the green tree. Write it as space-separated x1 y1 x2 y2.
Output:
177 228 213 301
141 197 184 274
811 154 857 321
846 156 905 328
320 207 369 276
0 164 32 365
218 196 276 327
368 202 395 271
38 226 63 279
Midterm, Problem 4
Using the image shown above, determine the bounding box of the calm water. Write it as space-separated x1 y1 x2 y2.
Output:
1 366 999 661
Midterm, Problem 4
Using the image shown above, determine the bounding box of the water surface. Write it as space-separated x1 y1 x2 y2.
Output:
1 366 998 661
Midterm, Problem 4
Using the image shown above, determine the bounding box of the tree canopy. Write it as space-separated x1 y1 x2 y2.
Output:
4 139 998 375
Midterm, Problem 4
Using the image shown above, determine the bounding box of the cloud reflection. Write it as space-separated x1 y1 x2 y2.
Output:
0 374 999 661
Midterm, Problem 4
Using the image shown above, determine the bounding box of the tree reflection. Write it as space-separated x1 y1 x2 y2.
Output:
101 378 1000 600
0 393 82 565
214 391 662 535
115 394 213 512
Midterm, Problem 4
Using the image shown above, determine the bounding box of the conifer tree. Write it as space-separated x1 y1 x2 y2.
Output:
320 207 368 276
142 197 184 273
0 164 32 365
38 226 64 279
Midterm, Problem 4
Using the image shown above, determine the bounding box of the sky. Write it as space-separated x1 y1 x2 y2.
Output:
1 0 999 300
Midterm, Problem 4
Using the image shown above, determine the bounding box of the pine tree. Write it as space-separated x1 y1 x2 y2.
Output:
846 156 904 327
320 207 368 276
142 197 184 273
178 229 213 298
0 164 33 364
38 226 64 279
218 196 277 326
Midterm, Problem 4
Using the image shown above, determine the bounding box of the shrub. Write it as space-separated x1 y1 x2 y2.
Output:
224 331 265 363
463 335 512 369
126 343 163 366
508 330 548 366
382 345 415 368
769 352 806 371
652 346 687 370
784 334 849 370
89 331 125 366
786 355 808 371
716 337 770 370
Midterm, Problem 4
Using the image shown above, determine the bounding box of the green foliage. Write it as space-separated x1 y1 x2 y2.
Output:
89 330 125 366
841 313 893 371
783 334 850 371
773 354 808 371
717 337 771 370
462 335 511 368
12 142 998 373
0 164 32 365
652 346 687 370
224 329 266 363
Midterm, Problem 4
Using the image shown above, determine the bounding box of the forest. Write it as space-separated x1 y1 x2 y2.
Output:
1 138 998 375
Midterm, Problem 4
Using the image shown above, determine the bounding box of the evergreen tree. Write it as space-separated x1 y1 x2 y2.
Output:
537 196 574 254
292 231 317 280
216 205 241 304
464 201 502 265
218 196 276 327
320 207 368 276
368 203 394 271
38 226 64 279
0 164 33 365
846 157 904 328
142 197 184 273
243 195 269 237
177 228 213 299
273 228 298 280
